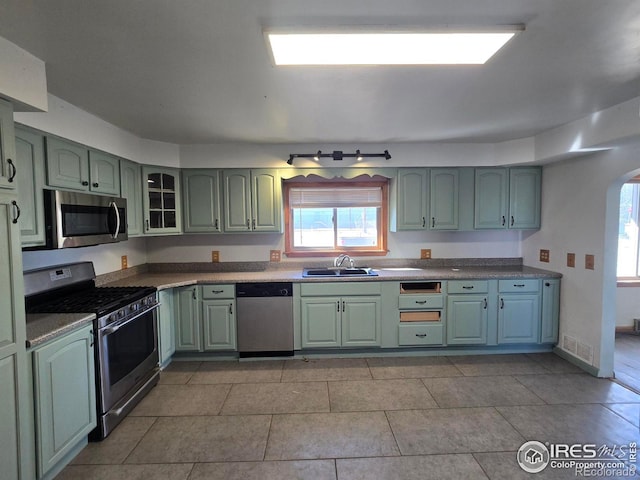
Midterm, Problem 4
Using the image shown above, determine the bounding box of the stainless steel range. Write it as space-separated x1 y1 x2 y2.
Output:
24 262 160 440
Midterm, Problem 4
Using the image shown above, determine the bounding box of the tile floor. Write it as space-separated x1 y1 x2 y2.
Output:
57 353 640 480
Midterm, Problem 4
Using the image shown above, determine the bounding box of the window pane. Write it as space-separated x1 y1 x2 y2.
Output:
618 183 639 276
292 208 334 247
336 207 378 247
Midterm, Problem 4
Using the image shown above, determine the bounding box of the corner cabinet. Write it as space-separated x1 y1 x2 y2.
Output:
392 168 429 231
119 159 144 237
142 165 182 235
222 169 282 233
0 99 17 190
182 169 222 233
174 285 201 352
32 324 96 479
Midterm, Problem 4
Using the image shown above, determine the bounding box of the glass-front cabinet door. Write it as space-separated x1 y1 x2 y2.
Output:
142 166 182 235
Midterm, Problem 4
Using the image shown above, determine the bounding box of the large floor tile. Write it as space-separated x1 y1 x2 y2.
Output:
71 417 157 465
329 379 437 412
158 361 202 385
473 452 596 479
525 353 584 374
603 402 640 427
264 411 399 460
55 463 194 480
221 382 330 415
497 404 640 445
514 373 640 404
448 354 549 376
336 454 489 480
386 408 525 455
188 460 336 480
125 415 271 463
281 358 372 382
129 384 231 416
189 360 284 384
423 376 544 408
366 356 462 379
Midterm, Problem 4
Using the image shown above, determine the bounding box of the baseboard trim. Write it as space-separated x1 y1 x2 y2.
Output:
553 346 601 377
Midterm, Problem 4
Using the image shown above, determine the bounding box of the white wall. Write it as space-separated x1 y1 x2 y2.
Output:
0 35 47 111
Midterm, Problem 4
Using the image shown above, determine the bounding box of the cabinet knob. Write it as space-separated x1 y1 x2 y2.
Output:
545 282 551 287
81 180 89 186
93 182 99 188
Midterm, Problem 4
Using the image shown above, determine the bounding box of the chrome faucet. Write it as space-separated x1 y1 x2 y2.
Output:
334 254 354 268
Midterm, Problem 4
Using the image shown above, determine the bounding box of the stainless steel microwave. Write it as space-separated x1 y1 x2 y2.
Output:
43 189 127 248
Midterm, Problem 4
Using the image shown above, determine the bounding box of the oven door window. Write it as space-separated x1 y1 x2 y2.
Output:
106 312 155 387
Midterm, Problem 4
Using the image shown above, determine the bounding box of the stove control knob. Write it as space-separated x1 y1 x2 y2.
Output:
110 313 118 323
118 310 125 319
130 304 138 312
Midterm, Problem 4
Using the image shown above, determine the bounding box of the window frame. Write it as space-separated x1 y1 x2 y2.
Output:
617 178 640 283
283 179 389 257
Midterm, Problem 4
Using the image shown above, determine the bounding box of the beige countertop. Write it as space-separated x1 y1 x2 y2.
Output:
26 312 95 349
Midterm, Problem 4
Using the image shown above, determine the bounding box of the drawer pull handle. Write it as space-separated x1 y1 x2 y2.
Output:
483 298 487 309
422 217 426 228
462 286 474 290
415 333 427 338
500 298 504 309
11 200 20 224
229 303 233 315
431 217 435 228
215 218 219 230
415 300 427 304
211 290 224 294
337 301 340 312
7 158 16 182
501 215 506 226
513 284 525 288
510 215 515 227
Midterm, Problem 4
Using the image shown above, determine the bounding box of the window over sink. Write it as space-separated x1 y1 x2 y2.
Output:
283 177 388 257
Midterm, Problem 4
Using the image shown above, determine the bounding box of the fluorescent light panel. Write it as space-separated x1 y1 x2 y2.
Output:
267 30 520 65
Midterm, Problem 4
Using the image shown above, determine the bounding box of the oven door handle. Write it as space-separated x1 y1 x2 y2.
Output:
101 304 159 335
109 201 121 239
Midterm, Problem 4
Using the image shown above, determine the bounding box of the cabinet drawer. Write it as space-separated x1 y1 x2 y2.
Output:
448 280 488 294
498 279 540 293
398 294 443 309
398 323 444 346
300 282 381 297
201 284 235 299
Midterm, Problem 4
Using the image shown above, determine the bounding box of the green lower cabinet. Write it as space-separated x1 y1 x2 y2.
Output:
301 296 380 348
32 324 96 479
158 289 176 367
498 294 540 344
446 295 488 345
174 286 201 352
541 279 560 344
202 300 236 351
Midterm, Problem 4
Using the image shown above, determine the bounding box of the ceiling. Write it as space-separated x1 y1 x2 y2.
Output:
0 0 639 145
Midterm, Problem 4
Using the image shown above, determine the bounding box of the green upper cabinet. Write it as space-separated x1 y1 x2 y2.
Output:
15 127 46 247
430 168 459 230
222 169 282 233
182 169 222 233
45 136 120 195
509 167 541 229
142 165 182 235
0 99 17 190
119 159 144 237
392 168 428 230
474 167 541 230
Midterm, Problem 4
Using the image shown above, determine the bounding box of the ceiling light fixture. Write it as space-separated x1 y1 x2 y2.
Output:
286 150 391 165
266 26 523 66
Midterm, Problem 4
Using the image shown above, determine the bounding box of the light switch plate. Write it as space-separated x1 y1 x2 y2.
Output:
567 253 575 268
539 249 550 263
121 255 128 270
270 250 281 262
420 249 432 259
585 254 595 270
211 251 220 263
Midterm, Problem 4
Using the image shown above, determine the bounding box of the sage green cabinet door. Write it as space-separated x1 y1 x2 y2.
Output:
223 169 252 232
301 297 341 348
88 150 120 195
498 294 540 344
0 355 20 480
251 169 282 232
509 167 541 229
474 168 508 229
341 296 381 347
540 279 560 344
15 127 46 246
202 300 236 351
142 166 182 234
0 99 17 190
430 168 459 230
395 168 428 230
33 324 96 478
446 295 488 345
119 159 143 237
174 286 201 352
158 289 176 368
46 137 90 191
183 169 222 233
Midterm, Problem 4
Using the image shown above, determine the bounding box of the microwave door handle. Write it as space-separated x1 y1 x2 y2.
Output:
110 201 120 239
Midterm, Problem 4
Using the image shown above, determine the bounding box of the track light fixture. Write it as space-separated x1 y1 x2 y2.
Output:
286 149 391 165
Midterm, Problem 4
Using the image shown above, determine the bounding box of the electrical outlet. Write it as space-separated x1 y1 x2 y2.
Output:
211 250 220 263
420 249 432 259
585 254 595 270
539 249 550 263
567 253 575 268
121 255 128 270
270 250 281 262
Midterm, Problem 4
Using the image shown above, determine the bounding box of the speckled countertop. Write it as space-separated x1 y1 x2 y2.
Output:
26 312 95 348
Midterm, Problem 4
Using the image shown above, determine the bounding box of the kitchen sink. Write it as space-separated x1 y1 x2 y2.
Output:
302 267 378 277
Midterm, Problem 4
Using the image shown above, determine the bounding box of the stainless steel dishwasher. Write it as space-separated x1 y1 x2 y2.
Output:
236 282 294 357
